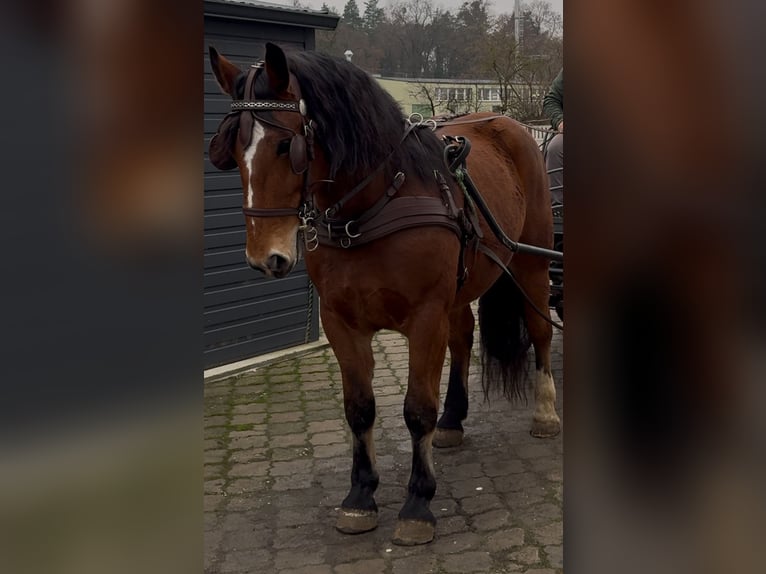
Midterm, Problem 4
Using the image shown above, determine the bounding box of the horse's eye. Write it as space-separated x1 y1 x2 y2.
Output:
276 138 291 156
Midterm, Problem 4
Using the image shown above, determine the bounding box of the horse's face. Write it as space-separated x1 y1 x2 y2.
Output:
209 44 310 278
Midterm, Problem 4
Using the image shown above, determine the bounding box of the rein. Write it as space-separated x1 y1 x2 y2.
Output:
443 136 564 331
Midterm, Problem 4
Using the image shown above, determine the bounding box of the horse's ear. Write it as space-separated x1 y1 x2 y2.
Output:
209 46 240 96
264 42 290 94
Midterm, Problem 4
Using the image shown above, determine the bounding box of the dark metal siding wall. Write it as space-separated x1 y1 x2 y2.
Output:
204 16 319 368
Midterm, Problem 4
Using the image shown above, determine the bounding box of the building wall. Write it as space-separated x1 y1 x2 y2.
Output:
374 76 546 120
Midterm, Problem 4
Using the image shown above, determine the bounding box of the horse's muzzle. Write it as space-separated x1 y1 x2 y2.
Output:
247 252 294 278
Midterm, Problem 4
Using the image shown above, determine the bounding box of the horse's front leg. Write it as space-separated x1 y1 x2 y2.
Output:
393 307 450 546
322 308 380 534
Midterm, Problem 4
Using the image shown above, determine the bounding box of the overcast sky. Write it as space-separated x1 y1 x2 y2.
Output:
275 0 564 18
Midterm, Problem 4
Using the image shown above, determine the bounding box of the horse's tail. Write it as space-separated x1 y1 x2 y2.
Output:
478 271 531 402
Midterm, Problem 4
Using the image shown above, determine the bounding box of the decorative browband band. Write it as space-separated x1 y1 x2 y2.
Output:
231 100 302 112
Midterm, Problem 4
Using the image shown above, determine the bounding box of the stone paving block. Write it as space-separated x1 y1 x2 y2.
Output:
270 447 311 461
270 459 314 477
531 521 562 546
302 378 334 391
281 565 333 574
274 547 326 570
485 527 525 551
205 478 225 494
515 443 554 460
310 431 347 446
509 546 540 565
448 477 495 499
472 508 511 531
442 551 493 573
228 448 268 464
305 408 342 422
227 477 269 494
230 414 265 427
543 545 563 568
437 514 468 535
205 415 229 428
204 493 224 512
270 433 308 449
457 493 503 515
276 507 320 528
229 461 270 478
265 365 298 375
483 459 526 477
516 502 563 528
268 421 307 436
269 411 304 424
268 401 303 414
431 532 482 554
272 474 314 491
493 472 541 494
391 554 439 574
217 549 272 573
308 419 345 434
313 443 350 458
272 523 327 549
231 402 267 415
229 425 266 446
333 558 386 574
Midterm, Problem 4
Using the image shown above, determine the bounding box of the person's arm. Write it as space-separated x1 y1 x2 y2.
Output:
543 69 564 132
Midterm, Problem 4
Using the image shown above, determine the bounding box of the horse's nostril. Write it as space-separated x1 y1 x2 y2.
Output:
267 253 291 276
267 253 285 268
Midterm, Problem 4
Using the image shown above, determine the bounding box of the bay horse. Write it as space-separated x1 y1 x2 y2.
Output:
208 43 561 545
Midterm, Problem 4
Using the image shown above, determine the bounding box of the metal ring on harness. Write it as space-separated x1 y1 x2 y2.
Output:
408 113 424 125
344 221 362 239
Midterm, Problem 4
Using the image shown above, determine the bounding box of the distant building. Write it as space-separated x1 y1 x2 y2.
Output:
374 76 545 119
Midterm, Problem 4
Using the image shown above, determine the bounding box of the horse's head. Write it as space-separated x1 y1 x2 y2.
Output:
209 43 316 278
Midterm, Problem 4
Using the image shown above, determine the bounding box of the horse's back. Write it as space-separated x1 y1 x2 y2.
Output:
436 113 553 249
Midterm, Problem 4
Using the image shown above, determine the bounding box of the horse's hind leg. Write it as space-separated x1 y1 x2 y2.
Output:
393 307 450 546
434 305 474 448
514 254 562 438
322 310 380 534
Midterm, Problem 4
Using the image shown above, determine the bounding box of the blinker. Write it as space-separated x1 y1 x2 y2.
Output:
289 134 308 174
239 111 254 148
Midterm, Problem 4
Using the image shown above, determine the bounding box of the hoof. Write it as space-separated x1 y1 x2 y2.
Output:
433 427 464 448
335 508 378 534
392 519 435 546
530 418 561 438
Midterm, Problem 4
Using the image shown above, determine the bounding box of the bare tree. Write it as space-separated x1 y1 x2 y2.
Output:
409 83 438 117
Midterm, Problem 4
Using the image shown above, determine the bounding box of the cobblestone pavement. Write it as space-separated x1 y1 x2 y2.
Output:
205 311 563 574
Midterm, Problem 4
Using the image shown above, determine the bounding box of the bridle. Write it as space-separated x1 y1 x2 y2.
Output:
210 60 420 252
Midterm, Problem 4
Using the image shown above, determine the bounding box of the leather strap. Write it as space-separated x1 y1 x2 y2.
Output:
316 196 462 248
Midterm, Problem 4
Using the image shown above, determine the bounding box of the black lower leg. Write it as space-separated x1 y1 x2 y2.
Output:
342 396 379 512
437 361 469 431
400 395 437 524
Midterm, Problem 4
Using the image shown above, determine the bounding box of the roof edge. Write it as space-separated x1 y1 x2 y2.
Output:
204 0 340 30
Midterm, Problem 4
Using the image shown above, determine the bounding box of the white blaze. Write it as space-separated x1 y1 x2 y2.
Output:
243 121 265 208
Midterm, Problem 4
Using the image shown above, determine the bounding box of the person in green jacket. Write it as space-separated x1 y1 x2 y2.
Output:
543 69 563 204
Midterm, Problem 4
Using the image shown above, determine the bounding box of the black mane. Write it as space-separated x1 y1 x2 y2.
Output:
252 50 445 181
